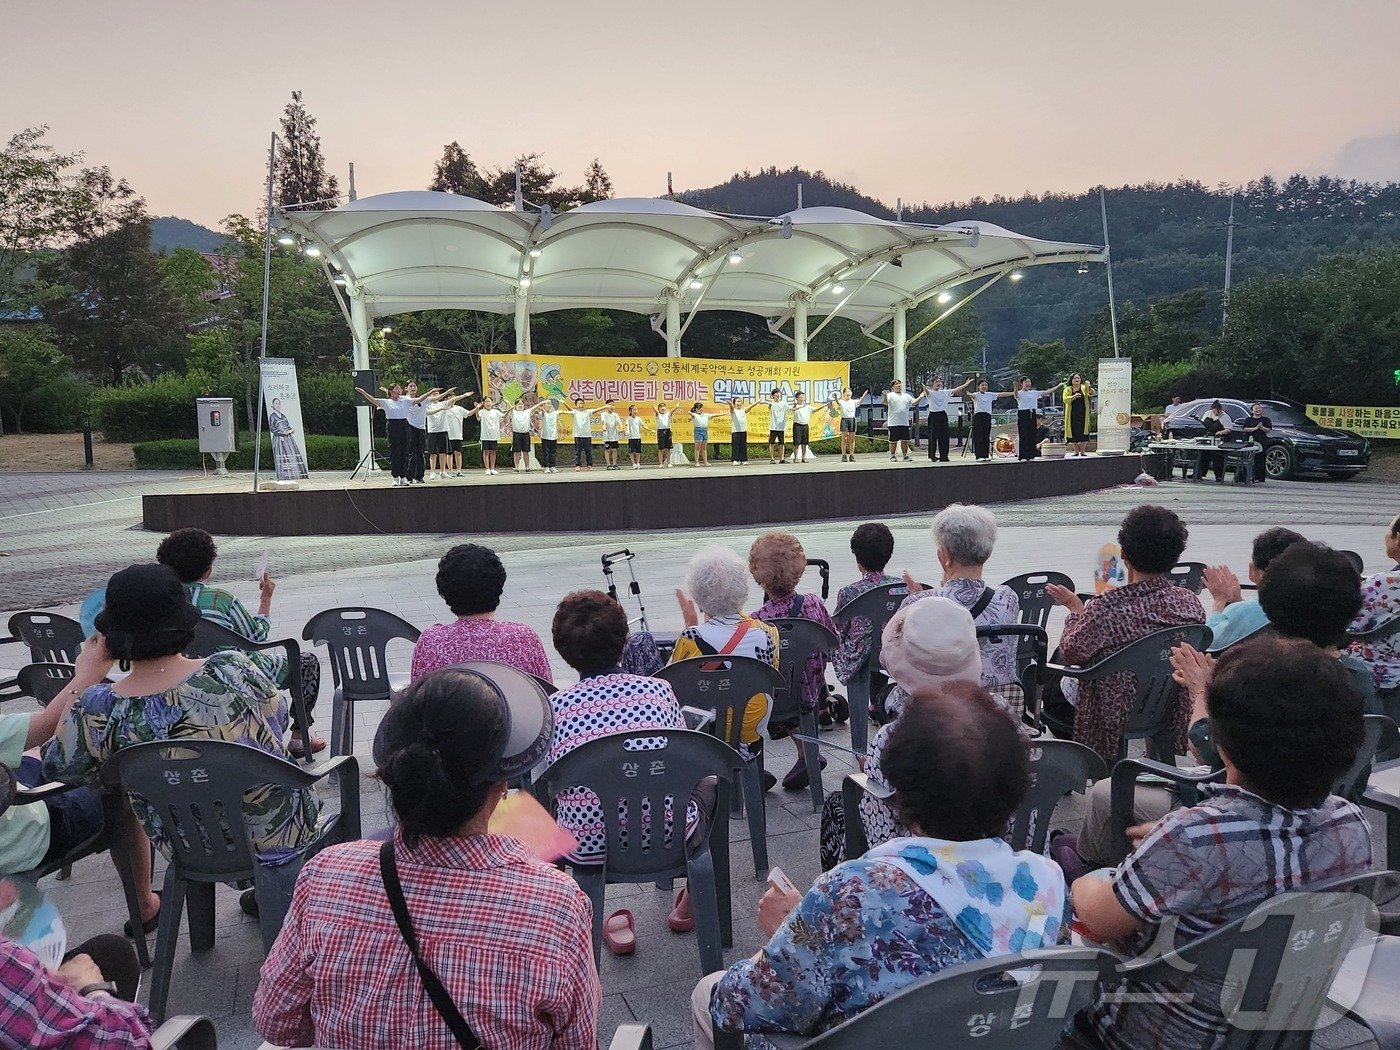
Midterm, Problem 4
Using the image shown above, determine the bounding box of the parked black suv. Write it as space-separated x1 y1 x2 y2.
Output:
1162 398 1370 480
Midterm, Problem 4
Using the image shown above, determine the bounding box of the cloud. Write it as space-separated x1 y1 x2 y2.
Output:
1331 132 1400 183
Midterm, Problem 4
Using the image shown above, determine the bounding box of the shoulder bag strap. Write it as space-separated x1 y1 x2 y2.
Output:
380 840 484 1050
968 584 996 621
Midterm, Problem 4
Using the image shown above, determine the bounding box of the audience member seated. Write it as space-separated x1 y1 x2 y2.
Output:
1351 511 1400 723
410 543 552 682
1199 526 1304 650
254 667 600 1049
819 596 984 869
670 547 780 788
42 564 318 929
695 686 1065 1049
0 930 150 1047
901 503 1022 702
749 531 839 790
1057 537 1383 878
546 590 716 952
156 527 325 756
1044 505 1205 765
831 522 900 687
1 664 103 877
1066 636 1372 1050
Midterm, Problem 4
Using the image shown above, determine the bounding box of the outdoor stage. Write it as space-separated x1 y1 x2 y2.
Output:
141 451 1151 537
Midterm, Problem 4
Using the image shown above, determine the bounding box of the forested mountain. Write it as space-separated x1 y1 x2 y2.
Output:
679 167 1400 362
149 216 227 254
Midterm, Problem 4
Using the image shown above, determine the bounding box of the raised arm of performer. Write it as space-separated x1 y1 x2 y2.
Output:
355 387 386 409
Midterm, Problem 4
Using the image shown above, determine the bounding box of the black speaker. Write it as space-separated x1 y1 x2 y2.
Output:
352 369 377 402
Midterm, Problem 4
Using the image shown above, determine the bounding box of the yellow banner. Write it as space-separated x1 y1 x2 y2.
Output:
481 354 851 442
1306 404 1400 439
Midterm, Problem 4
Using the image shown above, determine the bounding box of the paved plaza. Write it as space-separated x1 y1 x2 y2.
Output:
0 470 1394 1048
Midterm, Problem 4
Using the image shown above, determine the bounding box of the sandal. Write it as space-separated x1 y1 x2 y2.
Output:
667 888 695 933
603 908 636 955
123 890 161 937
289 733 327 758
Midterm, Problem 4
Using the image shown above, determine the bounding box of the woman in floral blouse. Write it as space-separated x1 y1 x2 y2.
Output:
694 685 1066 1048
1045 505 1205 765
749 531 839 790
1350 512 1400 720
832 522 901 684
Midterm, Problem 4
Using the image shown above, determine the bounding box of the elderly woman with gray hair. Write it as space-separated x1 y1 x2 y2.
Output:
671 546 781 786
900 503 1022 714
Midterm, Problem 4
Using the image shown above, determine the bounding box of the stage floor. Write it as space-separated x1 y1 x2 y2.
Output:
142 450 1149 536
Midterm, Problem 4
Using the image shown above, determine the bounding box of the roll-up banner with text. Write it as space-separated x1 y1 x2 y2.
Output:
260 357 310 480
481 355 851 442
1095 358 1133 455
1305 405 1400 439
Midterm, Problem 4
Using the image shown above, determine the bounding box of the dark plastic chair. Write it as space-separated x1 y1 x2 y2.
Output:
654 655 784 878
766 617 838 813
714 947 1122 1050
1001 571 1076 629
14 661 77 706
101 739 361 1022
7 611 85 663
1341 550 1365 575
186 620 312 765
1045 623 1213 763
302 607 420 757
1363 759 1400 873
842 740 1106 860
975 624 1049 732
1165 561 1207 593
1207 622 1276 655
149 1016 219 1050
833 583 914 755
534 728 737 974
1108 873 1386 1049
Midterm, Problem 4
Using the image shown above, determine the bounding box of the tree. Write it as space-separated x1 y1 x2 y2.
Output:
159 247 217 325
0 126 90 306
0 325 71 432
1011 339 1091 386
275 91 339 210
581 159 614 203
429 142 490 198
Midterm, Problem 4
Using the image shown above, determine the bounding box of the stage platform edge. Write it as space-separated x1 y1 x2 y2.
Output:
141 455 1152 537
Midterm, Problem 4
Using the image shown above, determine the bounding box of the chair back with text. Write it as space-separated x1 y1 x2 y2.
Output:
1001 572 1076 630
833 583 915 753
765 617 838 724
302 607 419 701
15 662 77 707
975 624 1049 731
654 656 784 752
7 612 85 664
1165 562 1207 594
1009 740 1107 854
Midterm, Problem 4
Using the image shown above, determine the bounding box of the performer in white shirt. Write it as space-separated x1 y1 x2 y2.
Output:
1009 377 1054 461
967 378 1000 461
425 388 474 479
538 399 562 473
883 380 917 462
600 399 623 470
443 399 472 476
508 398 547 473
655 401 675 467
789 391 828 464
569 396 597 471
354 381 439 486
466 396 506 476
401 381 436 484
923 376 975 463
831 387 867 463
625 404 651 470
729 398 755 465
690 402 716 467
766 388 793 464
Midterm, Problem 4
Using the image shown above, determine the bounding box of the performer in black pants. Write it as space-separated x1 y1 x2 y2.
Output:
1012 377 1051 462
403 381 430 482
923 376 974 462
356 381 438 486
967 380 999 461
730 398 755 464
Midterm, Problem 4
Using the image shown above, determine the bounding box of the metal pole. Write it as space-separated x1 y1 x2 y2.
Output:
1222 192 1235 326
253 132 276 491
1099 186 1121 358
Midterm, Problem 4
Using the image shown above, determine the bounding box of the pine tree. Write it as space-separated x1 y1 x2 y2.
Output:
429 142 490 199
275 91 340 210
581 159 614 203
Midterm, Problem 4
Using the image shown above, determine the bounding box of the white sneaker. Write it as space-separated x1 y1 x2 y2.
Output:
427 472 436 480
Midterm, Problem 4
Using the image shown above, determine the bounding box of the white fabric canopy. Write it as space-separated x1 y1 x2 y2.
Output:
276 191 1104 330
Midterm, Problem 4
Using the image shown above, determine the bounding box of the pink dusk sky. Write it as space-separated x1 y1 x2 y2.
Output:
5 0 1399 229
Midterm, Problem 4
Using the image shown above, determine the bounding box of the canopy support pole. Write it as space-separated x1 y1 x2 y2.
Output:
892 305 908 384
665 294 681 358
793 299 808 362
350 294 373 465
513 291 531 354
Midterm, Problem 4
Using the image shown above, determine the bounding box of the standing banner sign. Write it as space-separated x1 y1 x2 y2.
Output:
1095 358 1133 455
481 354 850 442
260 358 309 480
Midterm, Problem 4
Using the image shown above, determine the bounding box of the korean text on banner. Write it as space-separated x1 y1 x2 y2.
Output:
1095 358 1133 455
260 358 310 480
1306 405 1400 439
481 355 850 442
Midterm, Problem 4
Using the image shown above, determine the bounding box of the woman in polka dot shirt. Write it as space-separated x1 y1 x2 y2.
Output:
546 590 717 954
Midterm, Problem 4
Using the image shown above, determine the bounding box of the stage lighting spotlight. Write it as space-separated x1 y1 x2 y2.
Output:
937 291 952 303
1009 270 1023 281
1077 262 1089 274
277 233 295 246
333 275 346 286
303 245 321 257
529 247 542 258
689 278 703 290
728 250 742 265
519 277 532 288
380 326 393 335
832 283 846 295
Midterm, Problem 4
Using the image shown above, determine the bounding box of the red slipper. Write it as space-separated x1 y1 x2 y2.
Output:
603 908 636 955
667 888 695 933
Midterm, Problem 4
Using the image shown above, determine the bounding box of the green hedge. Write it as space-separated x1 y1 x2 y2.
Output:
19 375 95 433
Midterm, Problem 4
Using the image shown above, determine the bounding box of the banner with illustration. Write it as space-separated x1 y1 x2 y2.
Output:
260 358 309 480
1305 405 1400 439
481 355 851 442
1095 358 1133 455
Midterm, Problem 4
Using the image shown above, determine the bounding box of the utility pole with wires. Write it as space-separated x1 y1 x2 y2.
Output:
252 132 276 492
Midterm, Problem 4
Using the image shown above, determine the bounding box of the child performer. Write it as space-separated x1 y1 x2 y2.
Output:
690 402 715 466
968 378 998 461
832 387 866 462
467 396 505 476
425 388 475 478
600 399 623 470
729 397 755 465
625 404 651 470
570 396 597 471
883 379 917 462
508 398 546 472
539 399 561 473
766 388 793 464
655 401 675 467
790 391 827 463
